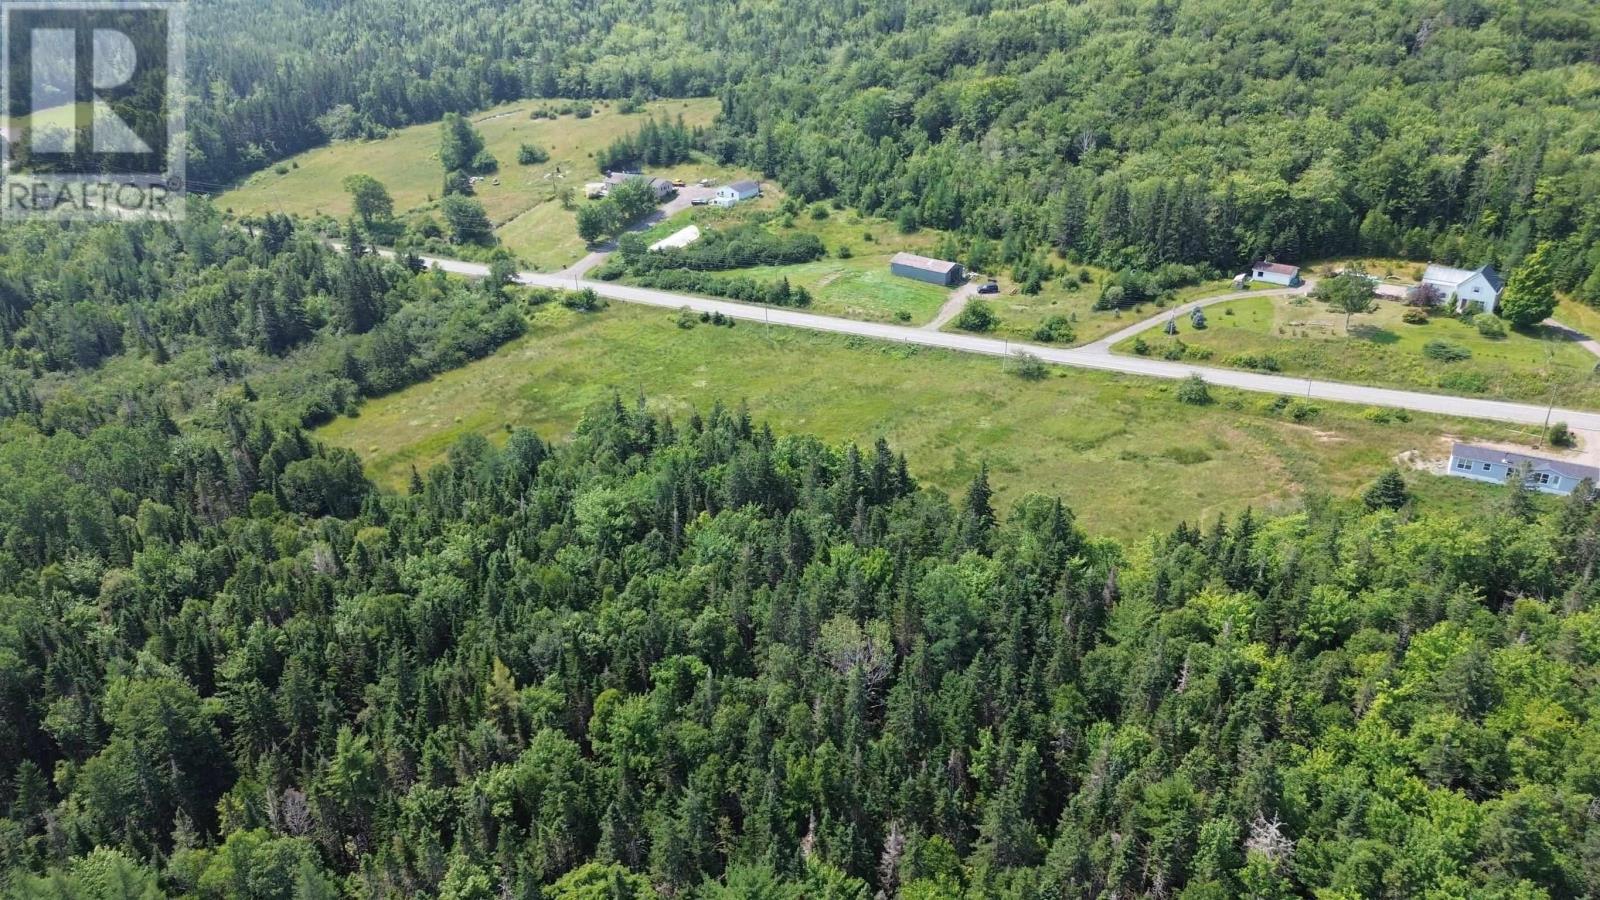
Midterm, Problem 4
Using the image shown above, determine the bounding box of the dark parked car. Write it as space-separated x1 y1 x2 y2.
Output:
690 197 710 205
977 280 999 294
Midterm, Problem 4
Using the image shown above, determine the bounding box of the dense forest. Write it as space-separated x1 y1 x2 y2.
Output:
7 0 1600 896
0 202 534 429
1 217 1599 898
184 0 1600 290
6 362 1600 897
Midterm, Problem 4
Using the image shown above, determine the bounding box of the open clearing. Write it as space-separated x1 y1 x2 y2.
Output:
317 301 1525 539
971 269 1238 346
1113 293 1600 411
619 204 956 323
216 98 758 270
619 205 1241 338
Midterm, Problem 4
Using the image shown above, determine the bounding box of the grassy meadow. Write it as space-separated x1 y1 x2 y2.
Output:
971 268 1240 345
1114 293 1600 410
9 102 90 134
216 98 757 270
316 301 1526 540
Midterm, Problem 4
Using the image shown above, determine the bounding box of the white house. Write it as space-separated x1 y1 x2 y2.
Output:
712 180 760 208
1446 443 1597 496
1422 264 1503 314
1250 261 1301 287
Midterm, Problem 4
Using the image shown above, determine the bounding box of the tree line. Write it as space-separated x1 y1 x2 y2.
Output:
596 116 700 173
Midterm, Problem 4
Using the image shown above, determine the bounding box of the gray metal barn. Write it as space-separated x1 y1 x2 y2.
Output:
890 252 964 286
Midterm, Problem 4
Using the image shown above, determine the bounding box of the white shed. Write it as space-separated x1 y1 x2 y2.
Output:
1250 261 1301 287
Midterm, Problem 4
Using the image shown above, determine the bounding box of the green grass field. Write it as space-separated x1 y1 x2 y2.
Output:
316 301 1523 540
9 102 90 134
216 98 759 270
622 204 957 323
1113 294 1600 410
1557 298 1600 339
973 268 1238 345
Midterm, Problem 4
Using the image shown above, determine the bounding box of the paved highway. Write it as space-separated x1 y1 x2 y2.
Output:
396 250 1600 433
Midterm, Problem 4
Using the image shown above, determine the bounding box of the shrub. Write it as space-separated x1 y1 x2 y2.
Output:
1401 307 1429 325
836 244 853 259
1288 401 1320 422
1438 371 1489 393
1161 341 1187 361
516 143 549 165
1131 336 1150 356
675 306 697 329
955 300 998 333
1475 315 1506 339
1176 375 1212 405
1094 286 1126 310
1032 315 1076 344
635 225 826 271
894 310 912 323
1363 406 1411 424
626 269 813 308
562 288 606 311
1550 422 1575 448
1011 352 1049 380
1226 353 1281 372
1423 339 1471 362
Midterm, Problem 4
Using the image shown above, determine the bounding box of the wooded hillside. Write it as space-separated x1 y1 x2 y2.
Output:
184 0 1600 291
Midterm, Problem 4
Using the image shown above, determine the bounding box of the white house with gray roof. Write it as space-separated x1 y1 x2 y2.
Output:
1446 443 1597 496
712 180 761 208
1422 264 1504 314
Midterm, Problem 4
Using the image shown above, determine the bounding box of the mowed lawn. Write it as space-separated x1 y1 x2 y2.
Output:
316 302 1522 539
1114 294 1600 410
217 98 749 270
733 258 953 323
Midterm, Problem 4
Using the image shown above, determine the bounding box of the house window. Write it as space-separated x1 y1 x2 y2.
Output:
1529 472 1555 486
1481 463 1492 471
1454 459 1473 471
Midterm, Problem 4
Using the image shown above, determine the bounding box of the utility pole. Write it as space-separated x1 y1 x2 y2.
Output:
1539 331 1556 447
